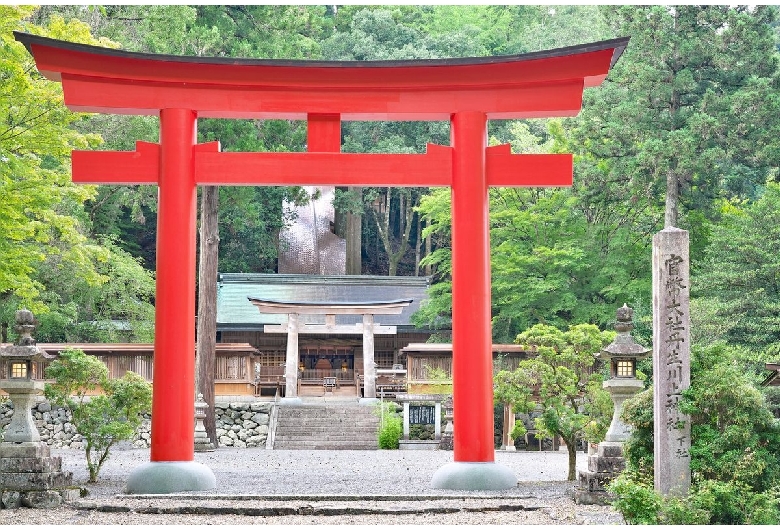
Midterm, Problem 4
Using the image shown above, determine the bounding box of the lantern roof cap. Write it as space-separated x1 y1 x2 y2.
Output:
0 310 54 363
598 304 651 360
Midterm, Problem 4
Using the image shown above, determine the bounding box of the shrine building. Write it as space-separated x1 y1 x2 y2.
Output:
216 273 433 398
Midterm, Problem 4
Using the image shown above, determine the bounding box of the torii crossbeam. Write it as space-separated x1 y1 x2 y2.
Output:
16 32 627 492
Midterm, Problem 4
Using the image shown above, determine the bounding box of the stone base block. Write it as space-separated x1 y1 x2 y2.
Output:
430 461 517 491
20 490 62 509
194 442 215 452
574 486 614 506
578 469 612 493
0 442 50 459
0 470 73 490
0 456 62 473
0 488 81 510
597 441 624 458
125 461 216 494
588 455 626 474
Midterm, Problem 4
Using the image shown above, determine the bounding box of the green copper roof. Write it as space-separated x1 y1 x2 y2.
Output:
217 274 431 331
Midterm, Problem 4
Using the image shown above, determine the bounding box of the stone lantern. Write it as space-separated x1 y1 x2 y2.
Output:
0 310 74 509
575 303 649 505
598 304 650 443
0 310 55 444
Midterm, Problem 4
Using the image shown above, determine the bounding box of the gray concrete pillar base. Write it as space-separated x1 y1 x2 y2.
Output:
125 461 216 494
431 461 517 491
278 397 303 406
358 397 379 406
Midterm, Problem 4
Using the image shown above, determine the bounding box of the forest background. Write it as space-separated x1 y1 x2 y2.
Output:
3 4 780 374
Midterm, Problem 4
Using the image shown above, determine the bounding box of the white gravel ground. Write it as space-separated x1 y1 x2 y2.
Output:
0 445 625 525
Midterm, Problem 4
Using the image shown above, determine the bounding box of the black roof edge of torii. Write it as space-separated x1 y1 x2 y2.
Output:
14 31 629 70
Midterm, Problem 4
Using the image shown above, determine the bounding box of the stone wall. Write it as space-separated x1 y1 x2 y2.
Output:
214 401 271 448
0 399 273 450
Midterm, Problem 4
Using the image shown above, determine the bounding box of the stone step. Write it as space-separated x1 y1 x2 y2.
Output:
273 442 378 450
276 430 376 440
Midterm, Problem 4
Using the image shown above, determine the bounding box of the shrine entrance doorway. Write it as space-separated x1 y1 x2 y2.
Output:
16 31 627 492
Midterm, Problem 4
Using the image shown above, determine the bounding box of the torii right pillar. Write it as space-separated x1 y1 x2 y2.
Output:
431 111 517 489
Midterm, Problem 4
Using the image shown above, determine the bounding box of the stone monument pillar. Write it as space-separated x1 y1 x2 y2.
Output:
0 310 76 509
576 304 650 505
652 227 691 496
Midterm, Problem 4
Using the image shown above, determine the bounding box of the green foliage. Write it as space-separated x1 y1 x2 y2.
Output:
619 387 655 477
608 473 663 525
693 184 780 355
44 349 152 483
609 475 780 525
421 364 452 395
0 7 107 310
612 343 780 524
374 401 402 450
496 323 613 480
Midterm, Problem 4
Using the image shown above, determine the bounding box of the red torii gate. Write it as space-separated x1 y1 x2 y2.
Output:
16 32 627 492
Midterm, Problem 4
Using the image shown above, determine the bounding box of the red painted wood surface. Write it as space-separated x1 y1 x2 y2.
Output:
16 32 625 471
451 111 494 463
152 108 197 462
73 143 571 188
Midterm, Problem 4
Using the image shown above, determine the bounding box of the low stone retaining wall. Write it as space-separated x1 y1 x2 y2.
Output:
213 401 271 448
0 399 273 450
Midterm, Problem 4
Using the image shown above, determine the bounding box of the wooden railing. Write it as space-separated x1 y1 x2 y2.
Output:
299 368 354 383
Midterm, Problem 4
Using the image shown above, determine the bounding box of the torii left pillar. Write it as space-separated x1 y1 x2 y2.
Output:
125 109 216 494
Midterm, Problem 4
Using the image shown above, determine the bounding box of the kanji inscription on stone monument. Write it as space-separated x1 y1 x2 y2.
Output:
652 227 691 496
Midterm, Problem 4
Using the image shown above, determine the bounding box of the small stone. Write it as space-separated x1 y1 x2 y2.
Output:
251 413 269 425
37 402 52 413
242 420 257 430
219 436 233 446
233 439 247 448
1 491 20 509
230 402 249 411
21 490 62 509
230 425 241 433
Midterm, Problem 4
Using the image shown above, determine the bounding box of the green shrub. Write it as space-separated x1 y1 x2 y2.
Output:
44 348 152 483
375 402 402 449
611 343 780 524
608 474 661 524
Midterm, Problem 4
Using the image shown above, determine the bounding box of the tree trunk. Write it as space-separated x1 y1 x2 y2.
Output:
345 186 362 275
665 170 679 228
414 213 422 276
425 224 432 276
334 186 347 238
196 185 219 448
567 439 577 481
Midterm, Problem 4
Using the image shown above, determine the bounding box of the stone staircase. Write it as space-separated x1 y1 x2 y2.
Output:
272 402 379 450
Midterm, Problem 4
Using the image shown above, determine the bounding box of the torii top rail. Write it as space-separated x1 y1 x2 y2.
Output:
16 32 627 480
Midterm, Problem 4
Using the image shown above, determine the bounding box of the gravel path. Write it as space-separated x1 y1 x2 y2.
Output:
0 445 624 525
